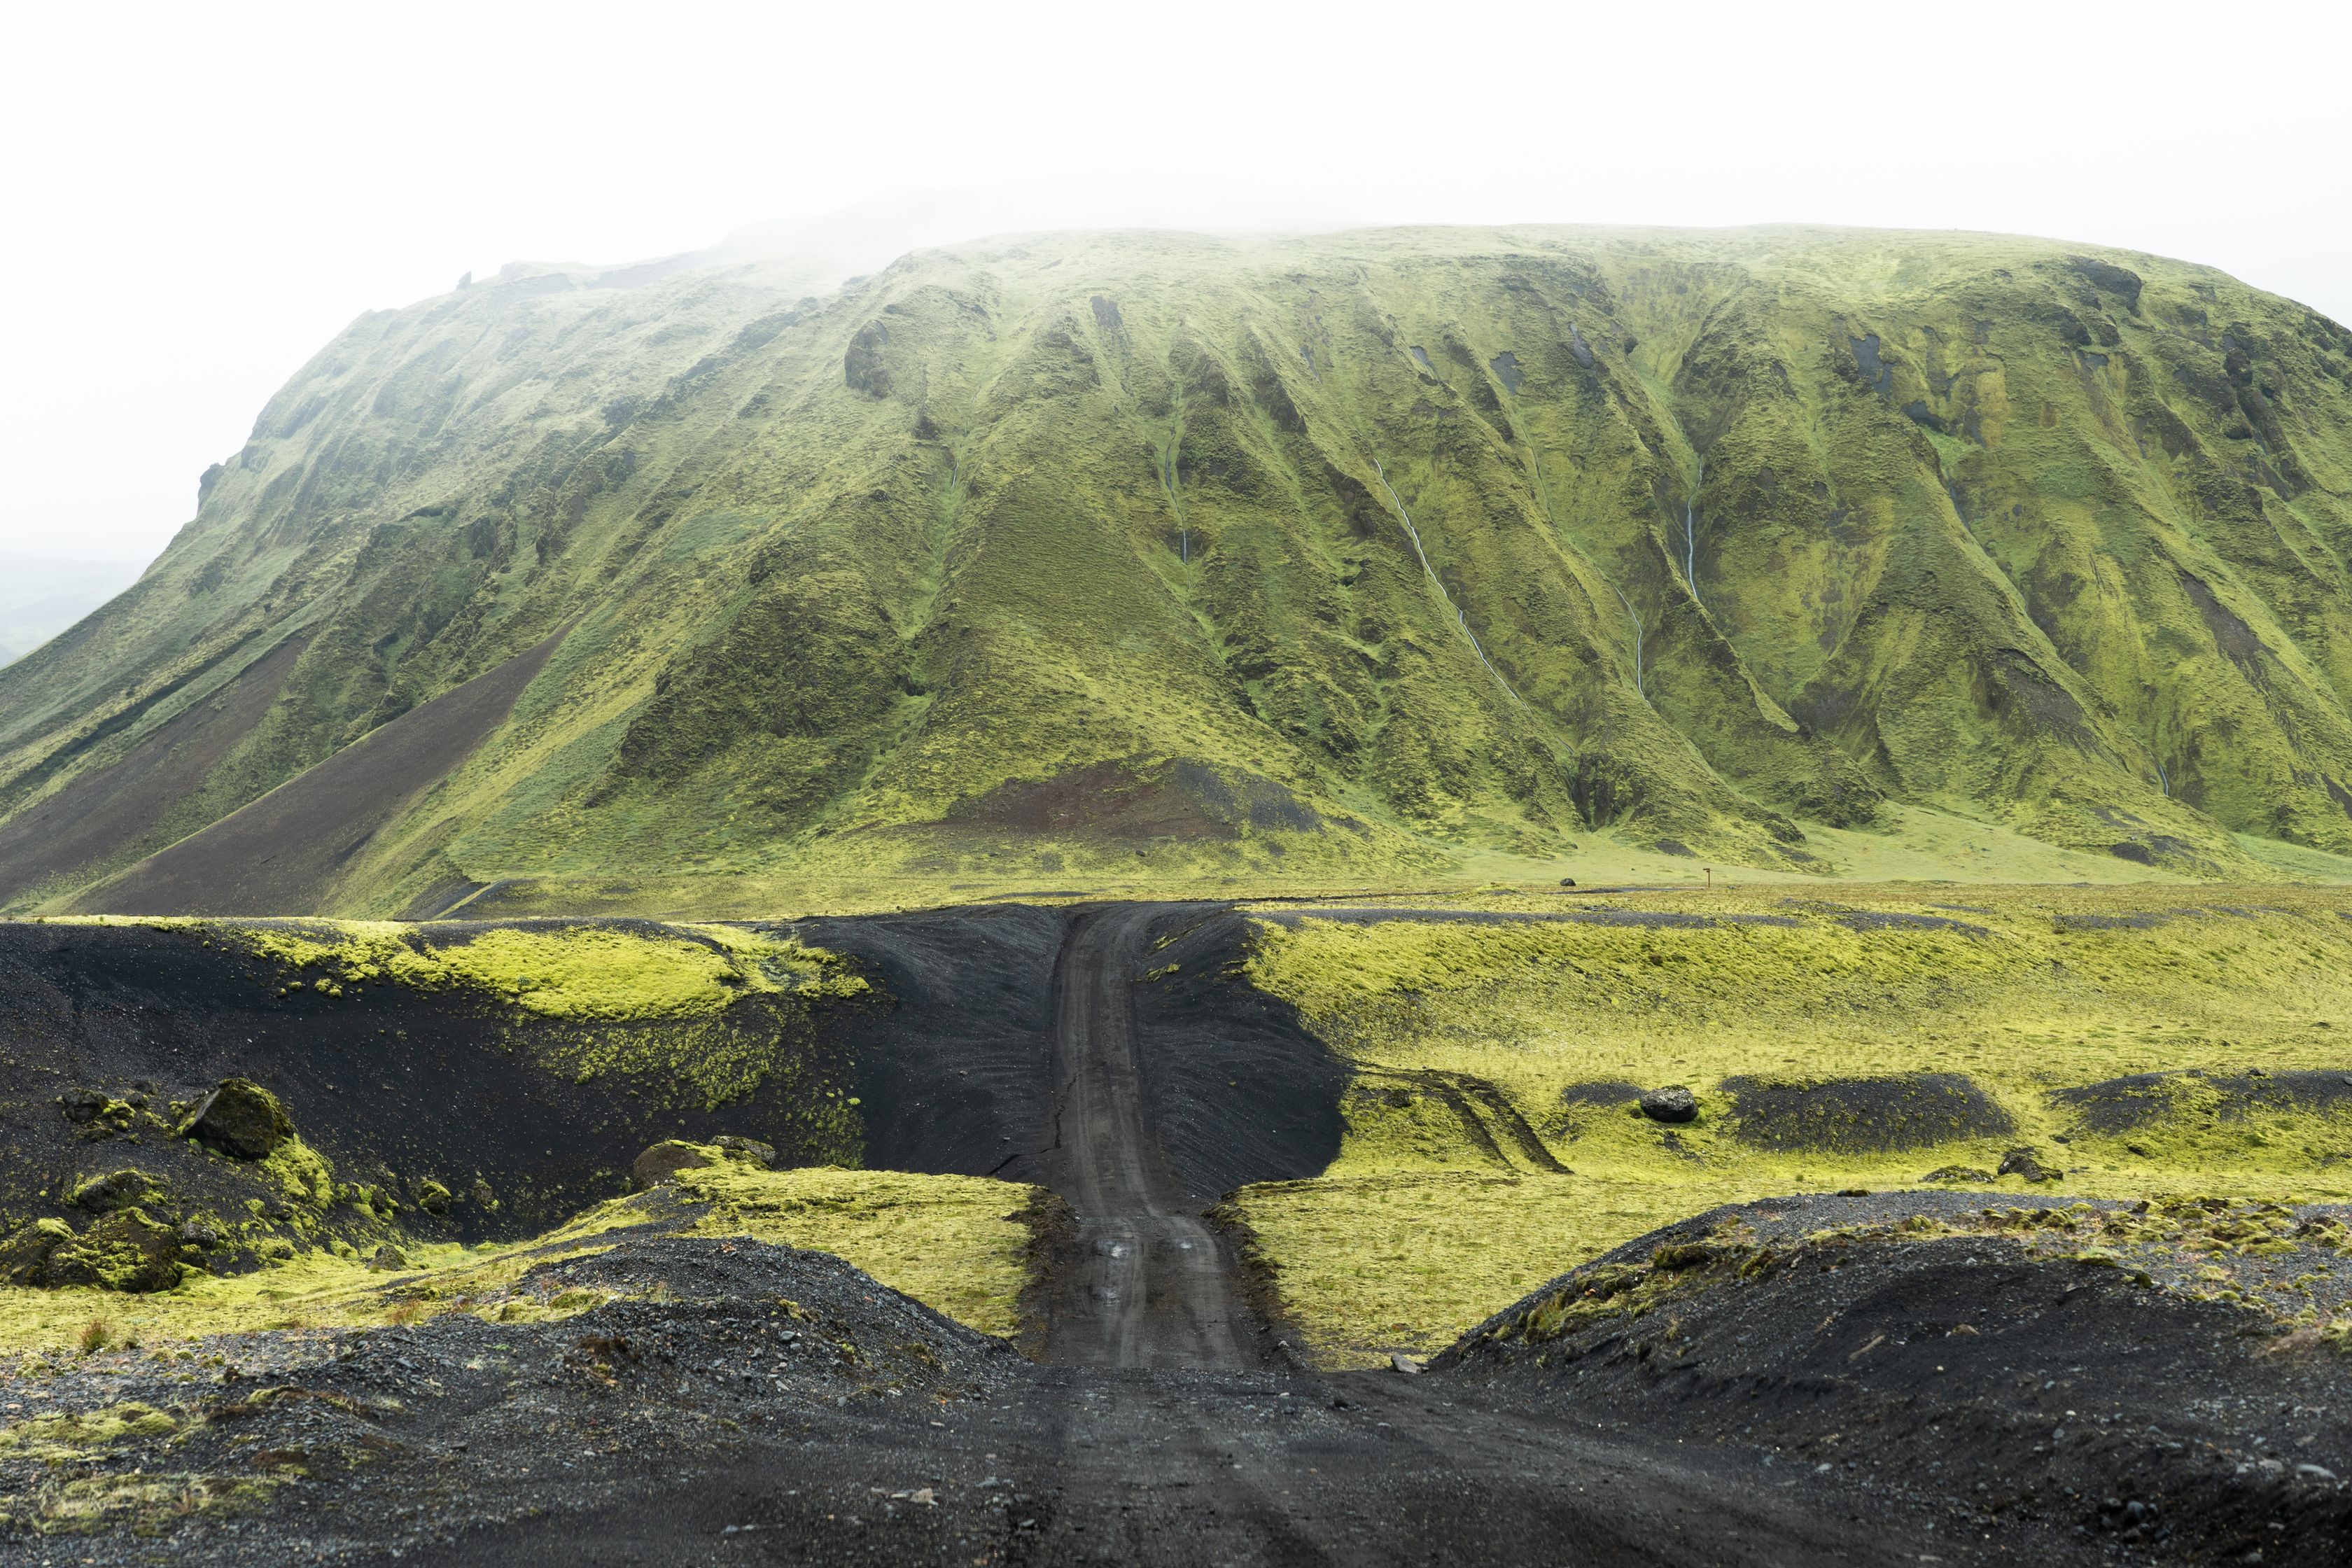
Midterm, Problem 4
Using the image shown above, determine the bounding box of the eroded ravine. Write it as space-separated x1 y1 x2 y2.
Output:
1037 902 1259 1370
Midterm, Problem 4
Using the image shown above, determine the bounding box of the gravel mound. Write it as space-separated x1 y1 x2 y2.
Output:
0 1236 1026 1563
1723 1072 2015 1152
1438 1192 2352 1564
2056 1068 2352 1133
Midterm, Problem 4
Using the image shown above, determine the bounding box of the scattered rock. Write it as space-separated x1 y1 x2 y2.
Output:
69 1168 170 1214
38 1207 183 1292
1639 1086 1699 1124
1922 1166 1996 1184
0 1218 74 1284
414 1179 453 1216
178 1078 293 1160
1390 1352 1424 1374
1998 1147 2056 1183
56 1088 136 1140
368 1244 411 1272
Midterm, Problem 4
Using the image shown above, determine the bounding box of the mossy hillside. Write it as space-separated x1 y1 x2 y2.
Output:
0 1160 1046 1357
1222 888 2352 1362
8 228 2352 914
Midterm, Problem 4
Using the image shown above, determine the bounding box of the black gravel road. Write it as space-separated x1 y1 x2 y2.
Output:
4 904 2337 1564
1034 903 1259 1372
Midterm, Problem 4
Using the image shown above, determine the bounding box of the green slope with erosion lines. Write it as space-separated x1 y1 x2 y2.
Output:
6 226 2352 913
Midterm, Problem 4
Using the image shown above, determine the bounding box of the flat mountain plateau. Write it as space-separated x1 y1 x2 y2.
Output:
0 890 2345 1562
7 226 2352 915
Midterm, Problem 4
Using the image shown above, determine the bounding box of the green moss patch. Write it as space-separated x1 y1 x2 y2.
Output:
1227 886 2352 1362
0 1158 1050 1355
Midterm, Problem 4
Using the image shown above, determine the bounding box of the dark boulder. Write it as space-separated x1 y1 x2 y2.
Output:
632 1140 714 1189
178 1078 294 1160
710 1135 776 1169
1639 1086 1699 1124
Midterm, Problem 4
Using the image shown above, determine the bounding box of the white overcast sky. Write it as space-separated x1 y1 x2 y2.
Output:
5 0 2348 566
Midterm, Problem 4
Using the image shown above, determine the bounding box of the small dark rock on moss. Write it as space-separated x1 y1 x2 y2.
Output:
0 1218 74 1284
70 1168 170 1214
1639 1086 1699 1124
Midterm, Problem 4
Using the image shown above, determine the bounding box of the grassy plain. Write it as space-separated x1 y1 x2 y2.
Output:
1224 883 2352 1363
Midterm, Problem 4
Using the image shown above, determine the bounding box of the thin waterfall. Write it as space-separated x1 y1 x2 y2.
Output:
1684 457 1704 609
1371 457 1524 708
1610 581 1646 697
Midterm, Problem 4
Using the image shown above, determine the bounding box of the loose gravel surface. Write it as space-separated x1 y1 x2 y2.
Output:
1444 1192 2352 1566
0 1231 1948 1567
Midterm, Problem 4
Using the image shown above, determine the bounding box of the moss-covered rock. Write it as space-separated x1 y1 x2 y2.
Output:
178 1079 292 1160
69 1168 171 1214
38 1207 183 1293
631 1140 715 1189
633 1137 779 1191
710 1135 777 1169
0 1219 74 1284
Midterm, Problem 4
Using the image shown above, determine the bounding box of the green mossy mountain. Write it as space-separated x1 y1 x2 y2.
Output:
6 225 2352 913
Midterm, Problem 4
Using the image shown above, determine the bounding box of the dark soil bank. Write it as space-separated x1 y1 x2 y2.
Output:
1443 1193 2352 1565
0 918 860 1252
22 1212 2339 1567
0 904 1348 1258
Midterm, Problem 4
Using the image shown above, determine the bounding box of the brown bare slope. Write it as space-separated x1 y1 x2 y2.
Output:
0 631 310 906
69 634 561 916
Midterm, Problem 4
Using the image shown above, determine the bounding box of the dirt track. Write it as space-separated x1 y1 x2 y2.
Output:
5 902 2321 1564
1037 904 1256 1371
